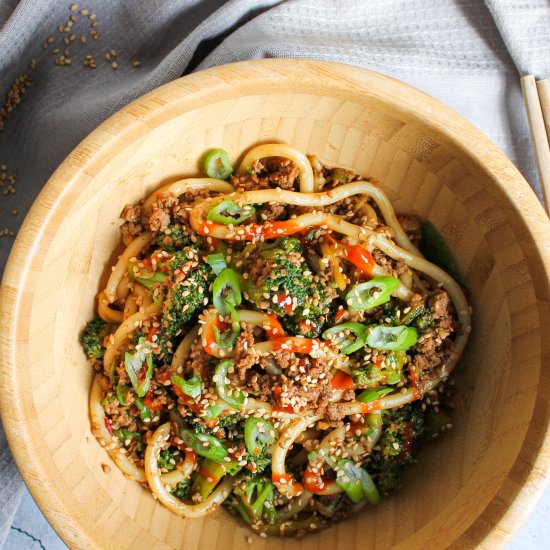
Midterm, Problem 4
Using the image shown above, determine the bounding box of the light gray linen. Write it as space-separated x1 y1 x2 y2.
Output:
0 0 548 547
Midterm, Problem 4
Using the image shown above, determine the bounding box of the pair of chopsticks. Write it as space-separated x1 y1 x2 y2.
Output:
521 75 550 215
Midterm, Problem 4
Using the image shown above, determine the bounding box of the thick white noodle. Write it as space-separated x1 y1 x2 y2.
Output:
103 302 161 374
159 452 196 488
142 178 234 213
237 143 315 193
234 181 417 253
145 423 233 517
97 290 124 323
89 375 146 483
105 232 152 303
271 415 322 498
171 325 200 374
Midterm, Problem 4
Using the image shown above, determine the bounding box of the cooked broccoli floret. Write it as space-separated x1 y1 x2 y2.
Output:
376 403 425 462
381 300 401 325
351 351 407 388
161 246 215 338
372 462 402 493
217 413 242 430
247 237 309 314
158 449 176 471
283 278 336 337
130 326 173 365
400 300 433 332
154 223 192 252
366 403 426 494
248 237 336 337
248 445 271 474
171 479 191 499
82 317 115 360
413 309 434 332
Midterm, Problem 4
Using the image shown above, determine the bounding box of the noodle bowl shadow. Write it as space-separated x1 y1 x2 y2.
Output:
1 59 549 550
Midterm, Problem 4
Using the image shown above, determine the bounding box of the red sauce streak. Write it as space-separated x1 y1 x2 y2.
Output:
143 390 163 411
104 417 113 436
265 314 286 338
334 309 349 324
202 316 230 357
272 472 303 495
269 337 320 354
359 399 382 413
303 465 327 493
345 244 375 276
409 365 419 388
272 472 293 484
330 372 354 391
200 466 222 484
276 292 294 315
272 387 295 414
184 449 197 464
147 326 159 342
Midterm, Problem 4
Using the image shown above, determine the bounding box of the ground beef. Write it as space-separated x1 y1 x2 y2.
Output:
115 360 129 385
232 326 256 381
104 400 138 432
231 157 300 192
145 192 178 232
120 203 143 244
428 289 455 334
258 202 286 221
325 402 347 422
186 339 213 382
372 249 408 278
271 352 332 413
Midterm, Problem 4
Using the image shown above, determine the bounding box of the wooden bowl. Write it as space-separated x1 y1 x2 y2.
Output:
1 59 549 550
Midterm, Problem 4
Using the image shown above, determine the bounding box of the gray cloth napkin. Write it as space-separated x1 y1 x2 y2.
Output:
1 0 549 547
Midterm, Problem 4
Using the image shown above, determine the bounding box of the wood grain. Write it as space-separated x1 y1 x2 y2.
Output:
1 59 549 550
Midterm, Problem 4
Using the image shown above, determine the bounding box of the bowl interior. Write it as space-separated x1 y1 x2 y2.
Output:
1 60 549 550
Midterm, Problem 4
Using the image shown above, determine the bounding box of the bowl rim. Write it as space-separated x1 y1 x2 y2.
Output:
1 58 549 549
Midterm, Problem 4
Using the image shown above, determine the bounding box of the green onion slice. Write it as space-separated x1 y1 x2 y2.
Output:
212 267 242 319
203 402 224 423
366 325 418 351
215 360 246 409
127 259 168 290
356 386 393 403
345 276 400 311
207 199 256 226
204 149 233 180
244 418 277 456
124 336 154 398
206 252 227 275
135 397 151 420
335 460 380 505
180 429 228 463
116 385 131 406
171 375 202 399
323 322 368 354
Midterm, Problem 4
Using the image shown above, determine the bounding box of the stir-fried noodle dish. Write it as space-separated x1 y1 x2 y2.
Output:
84 144 471 537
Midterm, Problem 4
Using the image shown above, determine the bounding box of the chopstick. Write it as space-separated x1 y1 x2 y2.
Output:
520 75 550 215
536 79 550 142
